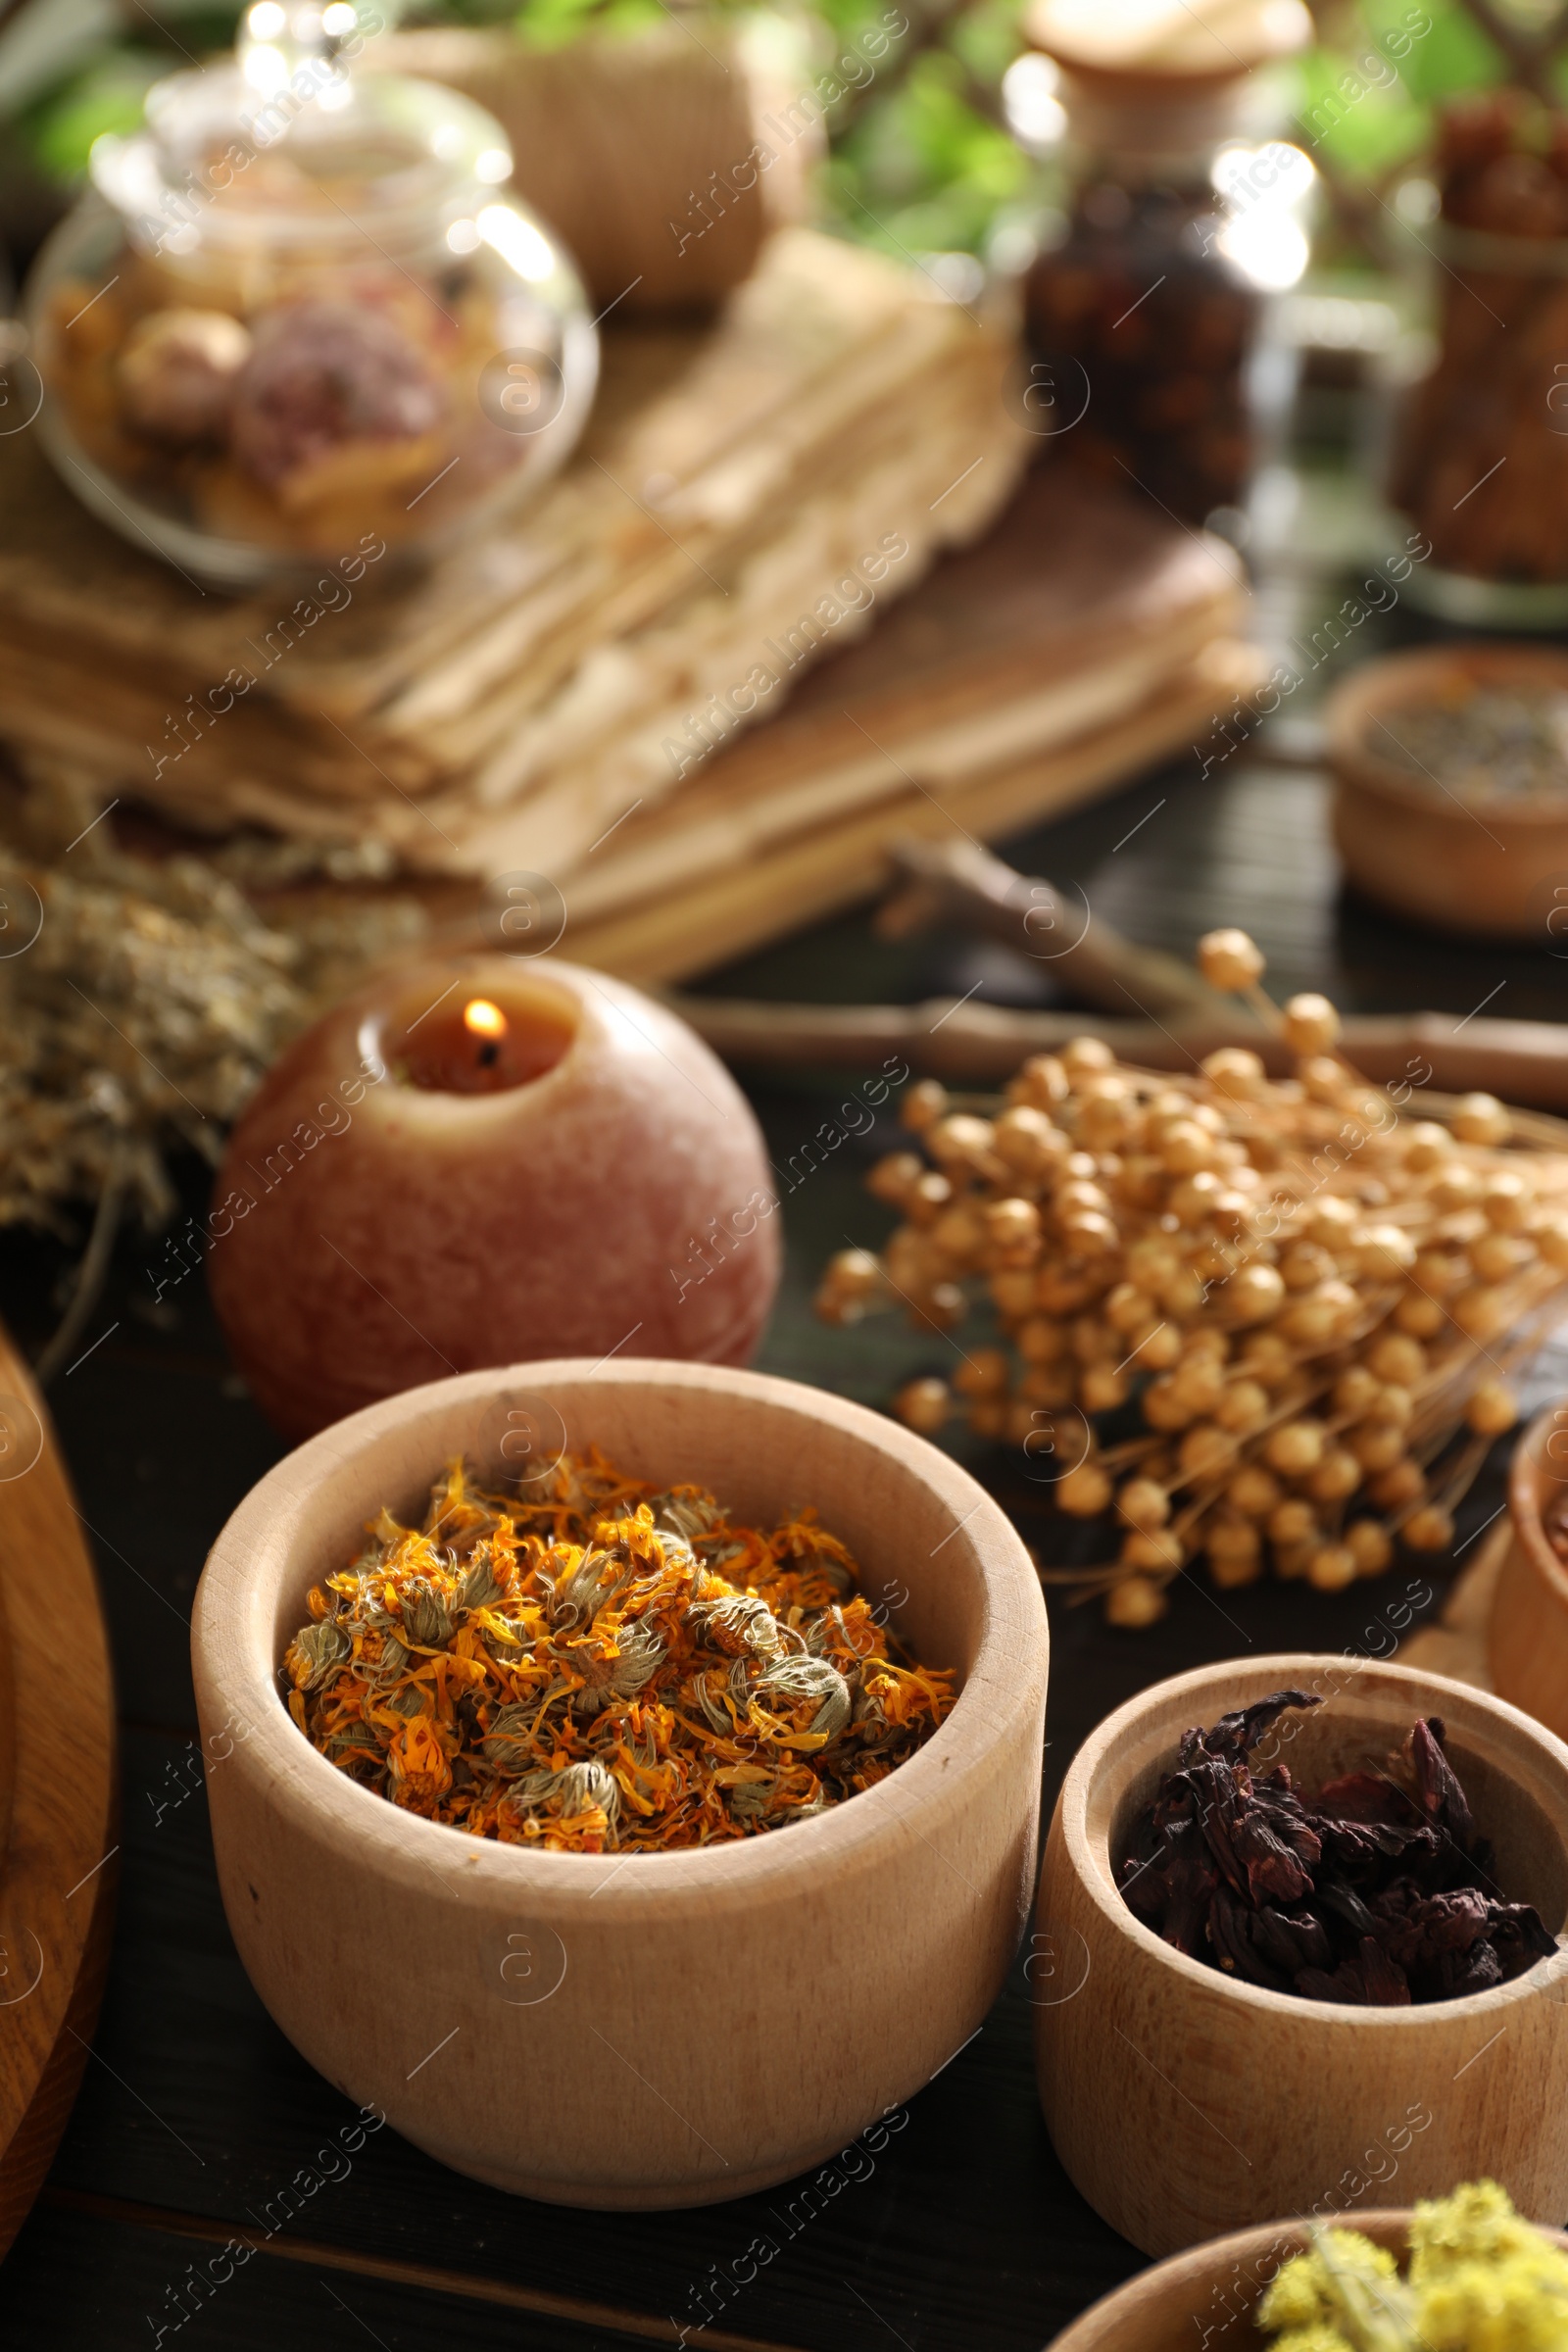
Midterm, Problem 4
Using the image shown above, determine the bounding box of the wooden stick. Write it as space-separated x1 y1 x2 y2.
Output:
873 835 1229 1021
666 992 1568 1112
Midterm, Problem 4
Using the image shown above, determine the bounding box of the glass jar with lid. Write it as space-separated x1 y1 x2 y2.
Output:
1012 0 1311 526
1388 92 1568 626
22 6 598 586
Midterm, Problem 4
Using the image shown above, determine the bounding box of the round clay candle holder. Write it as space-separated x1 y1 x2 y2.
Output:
191 1358 1049 2209
1034 1654 1568 2259
1492 1399 1568 1742
1044 2208 1568 2351
1326 642 1568 938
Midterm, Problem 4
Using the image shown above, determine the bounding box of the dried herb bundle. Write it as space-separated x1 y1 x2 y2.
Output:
816 929 1568 1623
1120 1690 1557 2006
0 760 425 1235
283 1449 955 1851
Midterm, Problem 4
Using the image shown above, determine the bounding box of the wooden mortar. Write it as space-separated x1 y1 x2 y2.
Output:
1035 1654 1568 2258
1045 2208 1568 2350
191 1357 1048 2208
1492 1399 1568 1741
1328 643 1568 939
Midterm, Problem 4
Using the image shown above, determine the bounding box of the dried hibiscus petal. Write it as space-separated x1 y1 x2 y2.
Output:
1119 1689 1561 2009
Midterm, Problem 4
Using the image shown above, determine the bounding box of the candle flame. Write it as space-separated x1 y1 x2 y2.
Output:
463 998 508 1041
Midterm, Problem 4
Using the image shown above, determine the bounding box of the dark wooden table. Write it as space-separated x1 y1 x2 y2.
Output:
3 461 1566 2352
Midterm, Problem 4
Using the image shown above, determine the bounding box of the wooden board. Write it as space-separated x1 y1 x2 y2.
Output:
0 1321 117 2261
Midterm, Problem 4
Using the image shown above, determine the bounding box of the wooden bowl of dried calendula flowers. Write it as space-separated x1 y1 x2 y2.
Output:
192 1356 1048 2209
1034 1654 1568 2258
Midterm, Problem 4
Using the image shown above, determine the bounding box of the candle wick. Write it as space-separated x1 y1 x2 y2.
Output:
477 1041 500 1069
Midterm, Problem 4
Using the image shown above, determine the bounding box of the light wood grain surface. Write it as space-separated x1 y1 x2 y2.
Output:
1035 1654 1568 2258
1045 2208 1568 2351
191 1359 1049 2208
0 1320 117 2259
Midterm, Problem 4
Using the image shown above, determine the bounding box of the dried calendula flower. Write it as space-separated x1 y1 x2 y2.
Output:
282 1448 956 1851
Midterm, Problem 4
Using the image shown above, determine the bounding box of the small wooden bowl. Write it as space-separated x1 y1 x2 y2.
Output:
1035 1654 1568 2258
192 1358 1048 2209
1492 1400 1568 1741
1327 642 1568 938
1045 2208 1568 2350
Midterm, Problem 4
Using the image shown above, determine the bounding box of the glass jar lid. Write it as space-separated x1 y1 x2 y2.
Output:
90 61 518 262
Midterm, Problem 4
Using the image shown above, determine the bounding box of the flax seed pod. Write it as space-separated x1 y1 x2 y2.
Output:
1366 1332 1426 1389
1347 1520 1394 1577
1215 1378 1269 1436
1468 1380 1518 1436
990 1268 1037 1319
1206 1515 1262 1587
1117 1476 1171 1534
1225 1261 1286 1326
1008 1054 1069 1109
867 1151 925 1206
894 1377 952 1434
1307 1543 1358 1592
1369 1459 1425 1510
1348 1419 1407 1474
901 1079 949 1132
1308 1446 1362 1504
1178 1422 1234 1483
1057 1460 1112 1517
1201 1047 1266 1100
1229 1463 1282 1518
1265 1419 1328 1478
1198 928 1264 992
1451 1093 1510 1147
1079 1363 1130 1412
1282 994 1341 1057
1394 1290 1446 1338
1401 1504 1455 1552
1105 1576 1168 1627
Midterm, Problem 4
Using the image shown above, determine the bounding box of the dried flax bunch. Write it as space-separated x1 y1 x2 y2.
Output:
816 930 1568 1626
284 1451 954 1849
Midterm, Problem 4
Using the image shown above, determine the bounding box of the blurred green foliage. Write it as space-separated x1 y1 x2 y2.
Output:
1 0 1529 261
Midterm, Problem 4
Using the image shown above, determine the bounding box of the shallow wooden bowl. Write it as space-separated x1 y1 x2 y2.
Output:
1034 1654 1568 2258
192 1357 1048 2209
1492 1400 1568 1741
1045 2208 1568 2349
1327 642 1568 938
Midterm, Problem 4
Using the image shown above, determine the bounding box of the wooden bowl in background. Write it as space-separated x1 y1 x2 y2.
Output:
1327 642 1568 939
1044 2208 1568 2350
1492 1400 1568 1742
191 1358 1048 2209
1035 1654 1568 2258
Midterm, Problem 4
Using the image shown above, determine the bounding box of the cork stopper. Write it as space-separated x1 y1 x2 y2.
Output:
1024 0 1311 158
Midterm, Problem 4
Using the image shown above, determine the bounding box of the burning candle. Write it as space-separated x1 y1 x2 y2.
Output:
206 956 780 1441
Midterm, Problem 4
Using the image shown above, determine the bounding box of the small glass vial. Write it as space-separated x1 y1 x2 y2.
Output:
1015 0 1309 526
23 15 598 587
